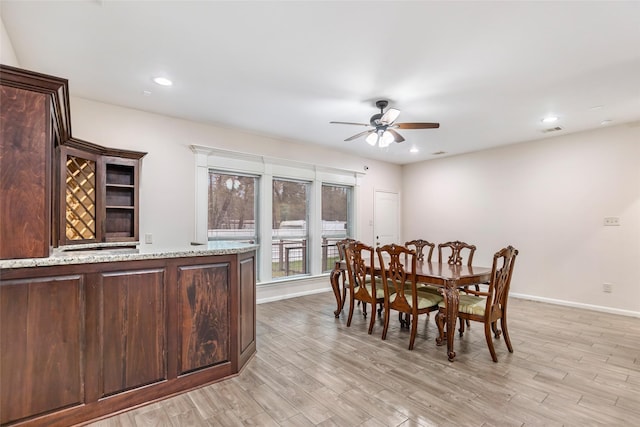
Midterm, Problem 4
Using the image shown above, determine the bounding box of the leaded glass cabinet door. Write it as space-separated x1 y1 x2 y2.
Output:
60 146 98 244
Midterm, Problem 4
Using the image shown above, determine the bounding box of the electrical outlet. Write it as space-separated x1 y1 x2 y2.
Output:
603 217 620 226
144 233 153 244
603 283 613 293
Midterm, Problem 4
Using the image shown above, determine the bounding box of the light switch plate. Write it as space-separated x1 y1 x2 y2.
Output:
145 233 153 244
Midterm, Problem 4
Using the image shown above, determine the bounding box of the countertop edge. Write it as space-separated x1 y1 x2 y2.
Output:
0 245 258 270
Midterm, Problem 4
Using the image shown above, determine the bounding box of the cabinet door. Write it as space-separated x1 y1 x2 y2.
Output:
60 146 99 245
0 86 51 259
99 268 166 396
177 262 231 374
0 275 83 425
239 252 256 367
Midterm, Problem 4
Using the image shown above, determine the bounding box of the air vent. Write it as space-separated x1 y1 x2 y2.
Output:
541 126 563 133
432 151 447 155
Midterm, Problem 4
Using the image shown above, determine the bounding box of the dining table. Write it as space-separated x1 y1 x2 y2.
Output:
330 258 492 361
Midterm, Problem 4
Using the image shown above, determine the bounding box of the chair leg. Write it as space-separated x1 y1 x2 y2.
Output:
491 321 501 338
346 295 355 327
362 302 368 318
435 310 446 346
368 301 377 334
484 320 498 362
458 316 466 337
377 302 383 316
382 304 390 340
501 316 513 353
408 312 418 350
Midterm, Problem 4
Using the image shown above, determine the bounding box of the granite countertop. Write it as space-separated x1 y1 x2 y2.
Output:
0 241 258 269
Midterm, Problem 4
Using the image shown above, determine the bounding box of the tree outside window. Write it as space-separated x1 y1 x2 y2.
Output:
321 184 352 272
272 179 309 278
208 172 257 242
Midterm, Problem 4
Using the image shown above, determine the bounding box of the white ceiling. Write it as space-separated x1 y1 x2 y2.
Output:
2 1 639 164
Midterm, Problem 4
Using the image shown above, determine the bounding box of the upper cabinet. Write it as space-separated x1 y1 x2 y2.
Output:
1 64 146 259
0 66 69 259
59 143 144 246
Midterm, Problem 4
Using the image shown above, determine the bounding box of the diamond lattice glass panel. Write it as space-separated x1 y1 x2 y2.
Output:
65 156 96 240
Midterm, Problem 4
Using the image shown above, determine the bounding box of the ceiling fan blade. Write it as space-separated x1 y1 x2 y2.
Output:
344 129 374 141
395 122 440 129
330 121 370 127
380 108 400 125
386 129 405 143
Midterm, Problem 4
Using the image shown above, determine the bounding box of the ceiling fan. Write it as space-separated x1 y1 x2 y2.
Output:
330 100 439 148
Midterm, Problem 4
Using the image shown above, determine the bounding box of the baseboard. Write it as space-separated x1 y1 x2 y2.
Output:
256 275 331 304
256 281 640 318
510 292 640 318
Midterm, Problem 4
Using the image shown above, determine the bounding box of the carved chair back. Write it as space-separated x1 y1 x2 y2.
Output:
485 245 519 318
405 239 435 262
376 243 416 313
344 241 376 301
438 240 476 266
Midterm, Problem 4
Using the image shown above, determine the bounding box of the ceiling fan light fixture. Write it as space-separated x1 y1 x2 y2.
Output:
380 131 394 147
365 132 378 146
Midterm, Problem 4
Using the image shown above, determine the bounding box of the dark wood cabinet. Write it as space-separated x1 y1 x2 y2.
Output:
0 274 84 425
99 267 166 396
59 145 143 247
0 250 256 426
1 65 145 256
0 68 69 259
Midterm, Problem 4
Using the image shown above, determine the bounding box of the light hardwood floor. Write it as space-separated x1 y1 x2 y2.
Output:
87 292 640 426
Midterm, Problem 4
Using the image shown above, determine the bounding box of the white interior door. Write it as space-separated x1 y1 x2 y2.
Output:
374 190 399 247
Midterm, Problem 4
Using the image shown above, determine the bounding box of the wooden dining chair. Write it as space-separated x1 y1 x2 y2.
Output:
344 241 384 334
403 239 438 327
377 243 443 350
435 245 519 362
335 238 357 313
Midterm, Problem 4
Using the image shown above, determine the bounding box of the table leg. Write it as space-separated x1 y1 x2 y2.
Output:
443 282 460 361
330 266 342 317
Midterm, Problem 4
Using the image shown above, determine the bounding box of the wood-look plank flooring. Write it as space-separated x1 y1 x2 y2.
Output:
87 292 640 426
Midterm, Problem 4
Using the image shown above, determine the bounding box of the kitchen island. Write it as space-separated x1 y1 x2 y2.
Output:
0 242 257 426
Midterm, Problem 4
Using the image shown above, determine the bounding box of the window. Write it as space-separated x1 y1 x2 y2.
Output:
272 178 310 278
208 171 258 243
321 184 353 272
194 145 358 284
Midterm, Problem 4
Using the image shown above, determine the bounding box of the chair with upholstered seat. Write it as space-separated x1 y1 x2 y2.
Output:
345 241 384 334
377 243 443 350
435 245 519 362
335 238 357 313
403 239 437 327
437 240 479 333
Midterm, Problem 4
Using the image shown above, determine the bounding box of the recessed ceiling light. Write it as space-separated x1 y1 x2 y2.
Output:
142 90 152 96
409 147 419 153
153 77 173 86
541 116 559 123
589 105 604 111
600 119 612 125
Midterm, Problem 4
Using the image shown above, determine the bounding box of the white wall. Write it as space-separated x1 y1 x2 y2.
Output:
0 16 19 66
70 97 401 249
402 123 640 315
69 96 402 300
